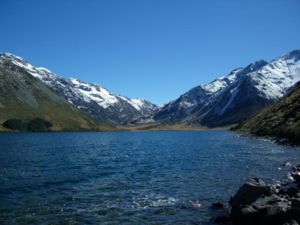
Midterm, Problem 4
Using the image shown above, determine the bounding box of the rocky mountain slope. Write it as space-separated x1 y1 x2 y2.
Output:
0 53 159 125
1 50 299 130
154 50 300 127
0 56 113 131
233 82 300 145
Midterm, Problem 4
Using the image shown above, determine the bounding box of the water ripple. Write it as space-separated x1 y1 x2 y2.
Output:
0 131 299 225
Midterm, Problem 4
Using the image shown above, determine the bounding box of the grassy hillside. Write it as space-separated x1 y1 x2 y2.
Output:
233 83 300 145
0 64 114 131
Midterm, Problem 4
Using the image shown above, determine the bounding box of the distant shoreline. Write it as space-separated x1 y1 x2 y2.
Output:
3 124 299 148
0 123 230 133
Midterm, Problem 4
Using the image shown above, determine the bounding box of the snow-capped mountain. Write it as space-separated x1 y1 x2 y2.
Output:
1 50 299 128
154 50 300 127
0 53 159 125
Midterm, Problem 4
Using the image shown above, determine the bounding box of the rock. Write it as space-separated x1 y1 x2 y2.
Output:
230 178 272 207
180 200 201 209
215 165 300 225
211 202 224 209
230 187 292 225
212 214 230 224
230 205 263 225
283 220 299 225
292 165 300 172
279 182 298 196
285 208 300 223
191 200 202 209
291 171 300 184
284 162 293 167
271 183 281 194
291 198 300 207
287 173 295 182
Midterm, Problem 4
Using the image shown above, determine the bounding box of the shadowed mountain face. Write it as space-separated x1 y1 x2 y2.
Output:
0 57 113 131
154 50 300 127
0 53 159 126
234 82 300 145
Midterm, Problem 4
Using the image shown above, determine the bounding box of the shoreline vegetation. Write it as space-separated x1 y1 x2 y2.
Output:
2 116 299 147
1 117 299 147
232 82 300 147
0 120 230 132
1 114 298 147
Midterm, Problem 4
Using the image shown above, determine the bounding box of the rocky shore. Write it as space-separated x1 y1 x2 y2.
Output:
212 164 300 225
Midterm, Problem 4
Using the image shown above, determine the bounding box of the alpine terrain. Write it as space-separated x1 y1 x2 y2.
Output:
0 55 113 131
0 53 159 126
233 81 300 145
1 50 299 130
154 50 300 127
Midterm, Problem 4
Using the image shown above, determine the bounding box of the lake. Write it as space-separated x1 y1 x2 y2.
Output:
0 131 299 225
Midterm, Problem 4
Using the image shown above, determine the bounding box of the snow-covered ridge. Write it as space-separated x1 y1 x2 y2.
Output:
0 53 59 84
200 67 243 94
67 77 120 109
247 51 300 100
190 51 300 104
0 53 157 112
154 49 300 126
2 50 300 127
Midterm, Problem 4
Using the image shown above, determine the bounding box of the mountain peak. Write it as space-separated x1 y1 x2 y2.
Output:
283 49 300 61
155 50 300 127
0 52 159 125
0 52 28 66
1 52 25 61
244 60 268 72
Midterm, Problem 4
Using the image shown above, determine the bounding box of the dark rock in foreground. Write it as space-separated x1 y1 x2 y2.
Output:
213 164 300 225
212 214 230 224
211 202 225 209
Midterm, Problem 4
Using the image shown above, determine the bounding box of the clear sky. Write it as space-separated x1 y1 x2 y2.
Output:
1 0 299 104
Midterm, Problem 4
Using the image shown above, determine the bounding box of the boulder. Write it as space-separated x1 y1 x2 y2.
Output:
291 198 300 208
279 182 299 196
212 214 230 224
292 165 300 172
285 208 300 224
211 202 224 209
284 162 293 167
283 220 299 225
212 165 300 225
230 194 291 225
291 171 300 184
230 178 272 207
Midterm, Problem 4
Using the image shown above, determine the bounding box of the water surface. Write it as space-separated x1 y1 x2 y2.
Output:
0 131 299 225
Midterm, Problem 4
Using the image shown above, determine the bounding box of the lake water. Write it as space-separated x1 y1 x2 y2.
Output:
0 131 299 225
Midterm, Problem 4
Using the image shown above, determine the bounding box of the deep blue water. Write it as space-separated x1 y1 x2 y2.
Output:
0 131 300 225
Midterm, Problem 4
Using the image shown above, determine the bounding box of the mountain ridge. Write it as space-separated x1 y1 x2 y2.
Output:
233 81 300 145
154 49 300 127
1 50 299 130
0 53 159 125
0 57 114 131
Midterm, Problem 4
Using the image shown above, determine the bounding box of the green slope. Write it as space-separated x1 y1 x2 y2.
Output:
0 63 114 131
233 83 300 145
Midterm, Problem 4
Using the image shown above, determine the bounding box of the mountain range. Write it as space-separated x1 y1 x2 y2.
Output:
155 50 300 127
0 55 112 131
0 50 299 131
0 53 159 126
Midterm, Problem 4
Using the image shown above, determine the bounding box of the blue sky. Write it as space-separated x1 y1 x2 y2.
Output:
1 0 299 104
